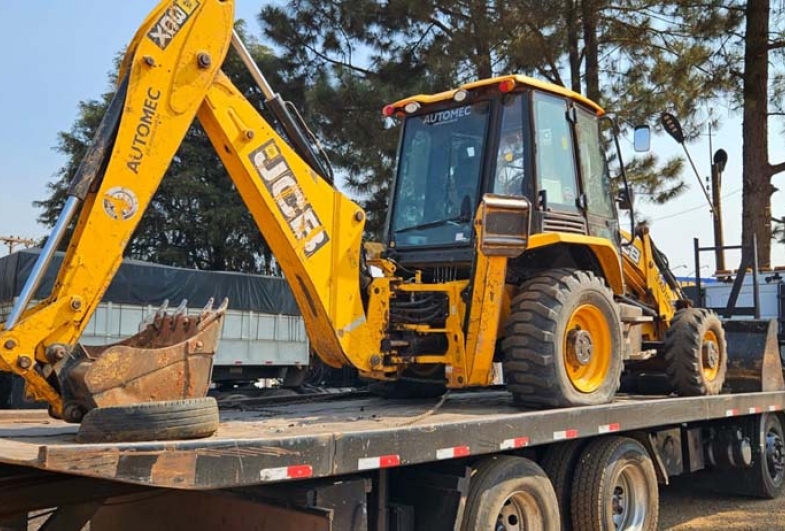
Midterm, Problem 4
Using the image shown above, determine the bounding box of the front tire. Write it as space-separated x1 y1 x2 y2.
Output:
502 269 622 408
663 308 727 396
462 456 561 531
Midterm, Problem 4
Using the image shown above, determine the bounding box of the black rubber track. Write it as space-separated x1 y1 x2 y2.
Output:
663 308 727 396
502 269 622 407
76 397 219 443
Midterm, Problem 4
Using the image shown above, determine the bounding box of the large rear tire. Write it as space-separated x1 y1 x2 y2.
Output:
76 397 219 443
502 269 622 408
571 436 658 531
462 455 561 531
663 308 727 396
540 440 585 531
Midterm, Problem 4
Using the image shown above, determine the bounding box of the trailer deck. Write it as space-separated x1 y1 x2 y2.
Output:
0 390 783 491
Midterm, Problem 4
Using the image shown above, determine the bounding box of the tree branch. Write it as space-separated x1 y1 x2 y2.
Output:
771 161 785 176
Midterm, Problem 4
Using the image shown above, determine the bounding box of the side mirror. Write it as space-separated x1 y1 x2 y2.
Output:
633 125 651 152
617 188 634 210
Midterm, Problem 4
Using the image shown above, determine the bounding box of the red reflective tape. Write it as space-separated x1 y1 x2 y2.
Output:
725 408 739 417
749 407 762 414
500 437 529 450
287 465 313 479
436 446 470 459
358 454 400 470
380 454 401 468
554 429 579 440
454 445 470 457
599 423 620 434
260 465 312 481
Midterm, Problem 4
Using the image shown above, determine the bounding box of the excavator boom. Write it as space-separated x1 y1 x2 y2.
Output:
0 0 370 423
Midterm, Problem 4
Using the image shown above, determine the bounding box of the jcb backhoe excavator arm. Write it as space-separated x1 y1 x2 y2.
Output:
0 0 373 421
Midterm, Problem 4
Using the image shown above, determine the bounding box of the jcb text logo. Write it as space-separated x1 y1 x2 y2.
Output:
147 0 200 50
249 141 329 258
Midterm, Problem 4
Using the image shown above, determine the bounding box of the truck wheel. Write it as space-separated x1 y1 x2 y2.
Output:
541 440 585 531
664 308 727 396
462 455 560 531
571 436 658 531
739 413 785 498
502 269 622 407
76 397 219 443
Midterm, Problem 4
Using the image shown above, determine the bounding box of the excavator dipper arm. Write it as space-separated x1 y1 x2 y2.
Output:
0 0 369 422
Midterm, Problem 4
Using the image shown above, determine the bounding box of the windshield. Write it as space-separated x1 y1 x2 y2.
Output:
391 102 490 247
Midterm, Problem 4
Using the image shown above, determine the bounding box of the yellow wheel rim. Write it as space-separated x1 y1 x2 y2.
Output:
701 329 720 382
564 304 612 393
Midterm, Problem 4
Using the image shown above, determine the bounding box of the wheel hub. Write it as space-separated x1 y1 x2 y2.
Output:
766 430 785 486
568 328 594 366
496 491 541 531
702 341 718 370
610 464 648 530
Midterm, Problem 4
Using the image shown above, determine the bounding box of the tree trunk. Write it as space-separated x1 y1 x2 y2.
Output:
470 0 493 79
741 0 774 268
566 0 581 93
582 0 600 101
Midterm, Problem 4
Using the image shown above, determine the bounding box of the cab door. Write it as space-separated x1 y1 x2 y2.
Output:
532 92 587 234
573 107 619 242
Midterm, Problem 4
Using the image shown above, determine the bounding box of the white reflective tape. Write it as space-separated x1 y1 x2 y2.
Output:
259 467 289 481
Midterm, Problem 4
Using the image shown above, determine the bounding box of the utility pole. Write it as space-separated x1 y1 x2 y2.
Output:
661 112 728 273
0 236 36 254
711 149 728 271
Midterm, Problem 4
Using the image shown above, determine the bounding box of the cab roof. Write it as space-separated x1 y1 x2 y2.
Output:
386 74 605 116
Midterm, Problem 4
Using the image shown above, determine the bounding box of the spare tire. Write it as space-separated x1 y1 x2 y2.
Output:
76 397 219 443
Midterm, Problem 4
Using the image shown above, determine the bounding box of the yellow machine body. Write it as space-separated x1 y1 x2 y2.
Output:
0 0 722 419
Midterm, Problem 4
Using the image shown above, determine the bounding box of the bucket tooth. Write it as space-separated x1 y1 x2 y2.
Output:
54 300 229 423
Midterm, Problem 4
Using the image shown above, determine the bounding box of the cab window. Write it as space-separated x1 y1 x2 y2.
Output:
532 92 578 209
575 108 614 218
493 93 526 196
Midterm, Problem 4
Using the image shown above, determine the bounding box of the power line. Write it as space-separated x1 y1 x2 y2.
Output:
651 187 742 222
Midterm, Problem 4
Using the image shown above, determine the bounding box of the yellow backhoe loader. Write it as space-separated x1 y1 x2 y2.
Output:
0 0 775 442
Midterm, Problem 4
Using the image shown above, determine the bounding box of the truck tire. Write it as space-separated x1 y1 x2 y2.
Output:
76 397 219 443
502 269 622 408
663 308 727 396
737 412 785 499
571 436 658 531
540 440 585 531
462 455 560 531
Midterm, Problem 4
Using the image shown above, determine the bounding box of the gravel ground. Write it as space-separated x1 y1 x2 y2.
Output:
659 477 785 530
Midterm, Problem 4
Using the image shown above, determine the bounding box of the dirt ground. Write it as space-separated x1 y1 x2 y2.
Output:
659 477 785 530
18 478 785 531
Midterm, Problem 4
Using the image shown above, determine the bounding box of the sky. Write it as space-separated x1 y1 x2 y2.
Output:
0 1 783 274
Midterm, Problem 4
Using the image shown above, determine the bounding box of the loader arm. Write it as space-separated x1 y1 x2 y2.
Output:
0 0 371 419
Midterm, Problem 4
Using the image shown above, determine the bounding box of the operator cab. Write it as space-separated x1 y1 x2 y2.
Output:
384 76 618 271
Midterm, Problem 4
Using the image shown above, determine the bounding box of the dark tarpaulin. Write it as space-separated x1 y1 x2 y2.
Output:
0 249 301 315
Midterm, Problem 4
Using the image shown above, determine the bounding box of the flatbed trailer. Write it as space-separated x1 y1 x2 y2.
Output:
1 388 784 531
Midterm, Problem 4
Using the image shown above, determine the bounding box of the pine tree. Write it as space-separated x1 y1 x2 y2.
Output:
35 25 281 274
258 0 741 235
